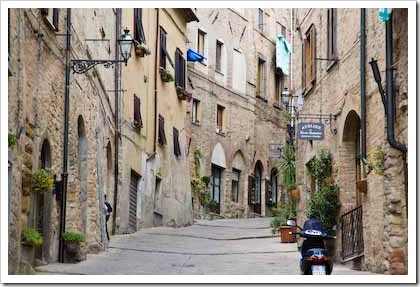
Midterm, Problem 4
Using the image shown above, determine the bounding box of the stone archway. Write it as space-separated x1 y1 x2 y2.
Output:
35 138 52 263
340 110 361 208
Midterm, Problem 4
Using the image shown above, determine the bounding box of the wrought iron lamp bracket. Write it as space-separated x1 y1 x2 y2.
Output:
71 59 126 74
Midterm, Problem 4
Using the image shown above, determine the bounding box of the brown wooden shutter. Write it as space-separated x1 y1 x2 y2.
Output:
301 42 305 90
134 8 146 43
310 26 316 83
158 115 167 145
173 127 181 156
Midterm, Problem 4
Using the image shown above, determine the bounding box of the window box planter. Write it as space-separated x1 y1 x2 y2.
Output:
134 41 151 57
176 86 192 101
29 168 54 194
61 231 86 263
159 67 174 82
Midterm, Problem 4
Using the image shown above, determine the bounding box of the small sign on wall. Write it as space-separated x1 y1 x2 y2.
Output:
297 122 325 141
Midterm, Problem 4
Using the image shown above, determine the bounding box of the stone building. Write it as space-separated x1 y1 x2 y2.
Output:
8 8 125 273
291 8 408 274
117 8 198 231
186 8 292 218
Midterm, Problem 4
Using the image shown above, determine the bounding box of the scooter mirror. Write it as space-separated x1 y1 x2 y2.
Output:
286 219 296 227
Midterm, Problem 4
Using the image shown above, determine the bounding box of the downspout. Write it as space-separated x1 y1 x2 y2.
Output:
360 9 368 166
385 13 407 154
59 8 71 263
112 8 121 235
153 8 160 153
385 12 408 216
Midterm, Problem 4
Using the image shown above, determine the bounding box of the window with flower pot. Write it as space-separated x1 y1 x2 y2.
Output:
133 94 143 130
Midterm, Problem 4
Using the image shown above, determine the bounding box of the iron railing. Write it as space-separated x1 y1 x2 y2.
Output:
341 205 364 262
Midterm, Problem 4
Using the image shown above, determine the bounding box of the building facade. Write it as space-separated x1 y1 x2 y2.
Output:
291 8 408 274
186 8 292 218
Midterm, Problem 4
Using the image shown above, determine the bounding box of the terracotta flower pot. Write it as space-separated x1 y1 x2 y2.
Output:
279 225 297 243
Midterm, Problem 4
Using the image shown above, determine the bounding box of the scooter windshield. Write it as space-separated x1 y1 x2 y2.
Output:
302 219 325 232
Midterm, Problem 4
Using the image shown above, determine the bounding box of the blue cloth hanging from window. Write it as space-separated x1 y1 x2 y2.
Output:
276 34 291 76
187 48 206 62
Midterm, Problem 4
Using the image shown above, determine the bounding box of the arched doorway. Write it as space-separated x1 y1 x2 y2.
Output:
341 110 362 207
211 143 226 214
34 139 52 263
77 116 88 238
249 160 263 214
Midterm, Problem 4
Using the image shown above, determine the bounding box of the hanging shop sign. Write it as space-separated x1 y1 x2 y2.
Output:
297 122 325 140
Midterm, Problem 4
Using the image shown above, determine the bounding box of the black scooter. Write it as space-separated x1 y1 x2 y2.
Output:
287 218 336 275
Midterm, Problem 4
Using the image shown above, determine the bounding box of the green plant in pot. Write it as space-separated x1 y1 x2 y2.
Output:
29 168 54 193
22 228 43 247
62 231 85 253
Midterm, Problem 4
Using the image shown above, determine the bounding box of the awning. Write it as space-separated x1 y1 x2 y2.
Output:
276 34 291 75
187 48 206 62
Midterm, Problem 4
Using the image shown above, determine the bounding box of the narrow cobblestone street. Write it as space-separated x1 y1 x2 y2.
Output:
35 218 375 278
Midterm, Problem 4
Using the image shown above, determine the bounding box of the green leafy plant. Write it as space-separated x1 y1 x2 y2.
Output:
270 199 296 234
307 148 333 192
61 231 85 243
279 143 296 190
29 168 54 193
159 67 174 82
270 214 287 235
22 228 43 247
306 184 341 233
8 131 17 147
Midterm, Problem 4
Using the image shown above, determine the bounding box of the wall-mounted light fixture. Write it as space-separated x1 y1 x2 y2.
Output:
71 28 133 74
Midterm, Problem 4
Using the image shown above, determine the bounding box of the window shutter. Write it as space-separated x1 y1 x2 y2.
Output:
159 28 166 68
173 127 181 156
53 9 59 30
134 9 146 43
133 94 143 128
302 42 305 90
311 26 316 82
158 115 167 145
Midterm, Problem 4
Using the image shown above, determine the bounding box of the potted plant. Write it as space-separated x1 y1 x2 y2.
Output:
134 40 151 57
22 228 43 247
21 228 43 266
279 143 300 199
159 67 174 82
270 200 297 243
29 168 54 194
62 231 85 253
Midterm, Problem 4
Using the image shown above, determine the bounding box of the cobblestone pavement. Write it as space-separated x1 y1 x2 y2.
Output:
35 217 376 280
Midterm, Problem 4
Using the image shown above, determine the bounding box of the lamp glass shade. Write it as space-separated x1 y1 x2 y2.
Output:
281 88 290 107
120 29 133 62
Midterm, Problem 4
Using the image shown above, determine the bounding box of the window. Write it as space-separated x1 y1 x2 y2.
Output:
159 27 167 69
211 165 223 205
231 169 240 202
257 57 266 98
258 9 264 32
175 48 186 89
302 25 316 90
41 8 59 31
134 8 146 44
327 8 338 60
133 94 143 129
232 49 246 93
197 29 206 56
216 105 225 133
192 99 200 124
173 127 181 157
158 114 167 145
275 72 284 106
216 40 223 72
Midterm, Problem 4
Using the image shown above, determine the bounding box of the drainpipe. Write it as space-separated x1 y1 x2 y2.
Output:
59 7 71 263
385 12 408 216
360 9 368 167
385 13 407 154
112 8 121 235
153 8 159 153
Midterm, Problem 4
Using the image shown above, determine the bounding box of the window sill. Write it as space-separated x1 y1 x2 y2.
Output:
192 120 201 126
216 130 226 136
326 59 338 72
215 69 224 76
303 82 315 97
273 103 282 110
256 95 268 103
